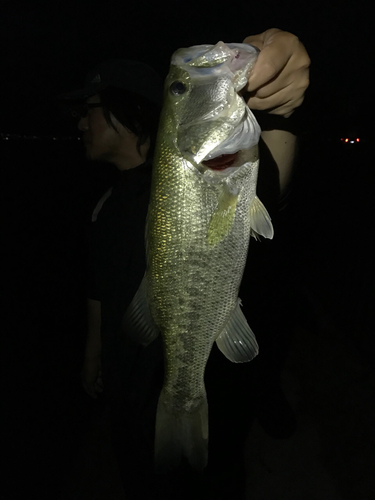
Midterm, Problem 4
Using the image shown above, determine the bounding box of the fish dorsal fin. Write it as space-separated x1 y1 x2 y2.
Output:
121 276 160 346
207 184 239 247
215 299 259 363
249 195 274 240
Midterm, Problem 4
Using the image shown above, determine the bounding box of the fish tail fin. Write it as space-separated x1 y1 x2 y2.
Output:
154 389 208 473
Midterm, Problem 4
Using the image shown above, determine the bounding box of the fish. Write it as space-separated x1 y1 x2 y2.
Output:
123 41 274 472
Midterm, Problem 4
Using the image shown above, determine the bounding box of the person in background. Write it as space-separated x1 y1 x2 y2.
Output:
62 28 310 499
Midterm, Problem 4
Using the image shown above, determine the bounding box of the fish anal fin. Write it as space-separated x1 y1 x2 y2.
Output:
155 389 208 473
249 195 274 240
207 185 239 247
121 276 159 346
215 299 259 363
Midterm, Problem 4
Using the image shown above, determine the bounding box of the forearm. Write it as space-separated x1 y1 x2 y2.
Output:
85 298 102 359
240 28 309 194
260 129 297 195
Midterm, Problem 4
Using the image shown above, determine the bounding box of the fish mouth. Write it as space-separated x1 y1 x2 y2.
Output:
202 152 239 170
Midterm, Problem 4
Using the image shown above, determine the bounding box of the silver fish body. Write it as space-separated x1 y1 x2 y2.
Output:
124 42 274 472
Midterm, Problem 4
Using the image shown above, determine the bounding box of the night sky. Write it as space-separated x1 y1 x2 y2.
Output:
1 0 372 135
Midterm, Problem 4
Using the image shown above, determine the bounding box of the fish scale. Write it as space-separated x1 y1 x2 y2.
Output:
124 41 274 472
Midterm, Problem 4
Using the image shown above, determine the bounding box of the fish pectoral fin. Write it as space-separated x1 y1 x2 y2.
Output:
121 275 159 346
249 196 274 240
215 299 259 363
207 185 239 247
155 389 208 473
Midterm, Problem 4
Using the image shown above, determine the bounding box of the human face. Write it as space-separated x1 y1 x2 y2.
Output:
77 94 147 170
78 94 121 163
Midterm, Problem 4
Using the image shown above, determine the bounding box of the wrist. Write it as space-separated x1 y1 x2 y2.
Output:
252 109 298 135
84 352 101 361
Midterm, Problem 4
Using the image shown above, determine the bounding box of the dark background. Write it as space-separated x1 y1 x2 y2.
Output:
1 0 373 136
2 1 374 498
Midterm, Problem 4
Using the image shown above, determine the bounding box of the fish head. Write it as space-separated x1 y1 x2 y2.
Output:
162 42 261 176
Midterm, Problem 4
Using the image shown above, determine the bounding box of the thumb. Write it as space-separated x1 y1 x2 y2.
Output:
243 34 264 52
82 380 98 399
242 35 264 93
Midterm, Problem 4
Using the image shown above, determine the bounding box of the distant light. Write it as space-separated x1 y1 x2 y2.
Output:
1 134 82 141
356 138 360 142
345 138 349 143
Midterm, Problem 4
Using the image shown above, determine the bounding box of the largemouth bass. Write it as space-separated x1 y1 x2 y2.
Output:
124 41 274 472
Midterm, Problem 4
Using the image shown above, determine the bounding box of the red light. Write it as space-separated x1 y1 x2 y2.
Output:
356 138 360 142
345 138 349 143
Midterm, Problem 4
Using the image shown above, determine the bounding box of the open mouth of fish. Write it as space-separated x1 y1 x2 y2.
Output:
202 152 239 170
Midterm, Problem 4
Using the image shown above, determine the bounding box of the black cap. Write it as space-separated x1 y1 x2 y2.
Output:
60 59 163 106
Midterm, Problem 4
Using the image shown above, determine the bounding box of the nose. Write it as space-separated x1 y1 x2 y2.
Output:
78 115 88 131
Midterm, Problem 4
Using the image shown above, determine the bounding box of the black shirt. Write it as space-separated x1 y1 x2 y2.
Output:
88 161 152 345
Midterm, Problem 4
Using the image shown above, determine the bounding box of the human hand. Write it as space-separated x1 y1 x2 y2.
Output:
242 29 310 117
81 355 104 399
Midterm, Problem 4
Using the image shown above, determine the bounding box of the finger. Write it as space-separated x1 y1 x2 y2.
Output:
248 93 305 116
247 81 293 108
247 42 293 93
248 94 295 115
246 71 308 108
242 34 265 52
245 31 301 92
252 77 293 100
243 28 282 51
86 387 98 398
82 380 98 399
254 65 309 100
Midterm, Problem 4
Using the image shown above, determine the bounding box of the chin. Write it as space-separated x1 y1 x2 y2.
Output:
84 144 93 159
92 150 115 165
85 147 101 162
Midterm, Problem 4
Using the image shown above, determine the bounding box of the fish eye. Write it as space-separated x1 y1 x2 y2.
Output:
169 81 187 96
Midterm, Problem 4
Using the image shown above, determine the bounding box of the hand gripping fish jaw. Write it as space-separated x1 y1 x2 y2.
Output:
168 41 261 169
123 41 273 473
